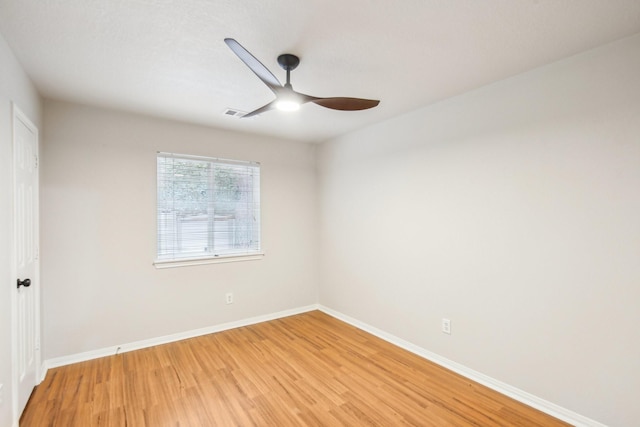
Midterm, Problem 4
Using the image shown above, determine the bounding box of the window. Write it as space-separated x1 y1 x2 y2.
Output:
156 152 261 265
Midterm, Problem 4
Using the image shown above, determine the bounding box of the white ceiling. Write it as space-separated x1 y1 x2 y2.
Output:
1 1 639 143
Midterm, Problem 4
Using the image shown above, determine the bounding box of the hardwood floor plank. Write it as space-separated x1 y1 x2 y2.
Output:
21 311 570 426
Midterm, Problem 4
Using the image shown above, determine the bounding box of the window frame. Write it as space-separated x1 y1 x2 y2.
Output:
154 152 263 269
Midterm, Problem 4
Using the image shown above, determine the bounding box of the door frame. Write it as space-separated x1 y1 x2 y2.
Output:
11 103 41 426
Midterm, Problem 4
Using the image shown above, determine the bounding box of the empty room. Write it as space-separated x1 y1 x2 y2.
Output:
1 1 639 426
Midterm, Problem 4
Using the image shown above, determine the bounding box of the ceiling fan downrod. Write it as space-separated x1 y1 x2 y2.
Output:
277 54 299 88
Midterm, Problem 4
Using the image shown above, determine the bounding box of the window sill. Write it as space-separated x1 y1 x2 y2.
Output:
154 253 264 269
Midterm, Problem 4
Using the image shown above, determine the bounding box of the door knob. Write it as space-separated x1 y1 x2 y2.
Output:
17 278 31 288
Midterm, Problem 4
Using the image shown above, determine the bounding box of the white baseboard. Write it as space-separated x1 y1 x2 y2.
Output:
42 304 319 376
318 305 606 427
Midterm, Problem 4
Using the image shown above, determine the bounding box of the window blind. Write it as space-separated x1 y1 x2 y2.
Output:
157 152 261 261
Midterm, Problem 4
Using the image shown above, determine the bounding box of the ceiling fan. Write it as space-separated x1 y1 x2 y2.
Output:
224 38 380 118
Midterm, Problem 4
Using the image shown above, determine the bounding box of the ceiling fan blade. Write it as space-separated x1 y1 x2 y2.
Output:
308 97 380 111
224 38 282 93
241 100 278 118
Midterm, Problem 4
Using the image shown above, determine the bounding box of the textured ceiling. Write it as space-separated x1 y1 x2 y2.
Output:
1 0 639 143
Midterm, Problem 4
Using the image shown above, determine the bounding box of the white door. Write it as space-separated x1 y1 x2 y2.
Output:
12 106 40 419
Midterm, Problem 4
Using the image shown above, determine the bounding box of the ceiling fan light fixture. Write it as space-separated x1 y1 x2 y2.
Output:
275 99 301 112
275 87 302 112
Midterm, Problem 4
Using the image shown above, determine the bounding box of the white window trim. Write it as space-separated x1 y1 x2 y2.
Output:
154 252 265 269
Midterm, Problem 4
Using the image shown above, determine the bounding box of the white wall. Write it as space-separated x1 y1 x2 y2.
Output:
317 34 640 427
0 33 42 427
41 100 319 359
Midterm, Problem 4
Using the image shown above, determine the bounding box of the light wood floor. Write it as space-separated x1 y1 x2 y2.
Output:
21 311 569 426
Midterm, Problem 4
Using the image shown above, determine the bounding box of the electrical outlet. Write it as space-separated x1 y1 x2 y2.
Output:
0 383 4 406
225 292 234 305
442 318 451 335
